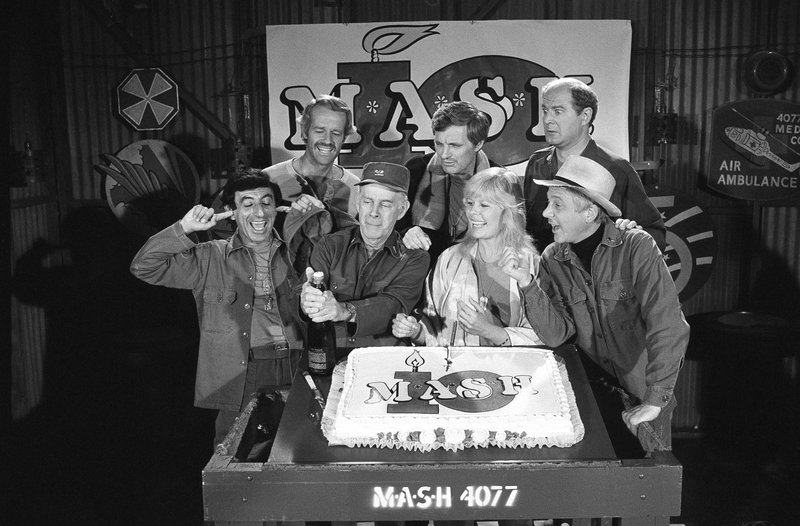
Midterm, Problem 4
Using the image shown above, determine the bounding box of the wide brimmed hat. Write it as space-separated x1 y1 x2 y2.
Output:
355 162 410 194
533 155 621 217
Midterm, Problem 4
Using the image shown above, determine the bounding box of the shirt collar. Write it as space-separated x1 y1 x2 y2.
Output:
581 138 599 157
546 138 598 169
427 149 492 178
225 228 284 257
545 146 557 165
349 228 407 259
552 218 621 261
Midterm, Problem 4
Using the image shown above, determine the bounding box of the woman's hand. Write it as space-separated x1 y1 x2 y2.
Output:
457 298 506 343
392 313 422 341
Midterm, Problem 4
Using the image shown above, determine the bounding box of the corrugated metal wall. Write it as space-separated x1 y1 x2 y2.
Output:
11 0 799 418
59 2 236 201
10 184 63 419
654 0 799 317
10 2 64 420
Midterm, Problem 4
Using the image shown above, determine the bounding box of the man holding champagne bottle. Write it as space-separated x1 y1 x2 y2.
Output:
300 162 430 355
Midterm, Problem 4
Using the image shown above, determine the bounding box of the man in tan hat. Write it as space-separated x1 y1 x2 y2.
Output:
502 155 689 453
300 162 430 349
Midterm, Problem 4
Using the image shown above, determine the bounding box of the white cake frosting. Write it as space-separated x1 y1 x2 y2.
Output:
321 347 584 451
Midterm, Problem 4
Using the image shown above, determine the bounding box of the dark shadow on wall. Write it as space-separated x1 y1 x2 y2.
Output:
677 236 800 525
11 206 215 526
686 229 800 446
747 246 800 319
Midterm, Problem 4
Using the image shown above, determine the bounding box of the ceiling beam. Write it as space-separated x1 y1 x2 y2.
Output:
468 0 507 20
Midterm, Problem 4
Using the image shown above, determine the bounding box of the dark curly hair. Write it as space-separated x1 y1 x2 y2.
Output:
431 101 492 145
220 168 281 208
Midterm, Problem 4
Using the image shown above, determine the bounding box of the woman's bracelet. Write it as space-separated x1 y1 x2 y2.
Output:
499 334 510 346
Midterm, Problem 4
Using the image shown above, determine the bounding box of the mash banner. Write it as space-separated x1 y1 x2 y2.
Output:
265 20 631 174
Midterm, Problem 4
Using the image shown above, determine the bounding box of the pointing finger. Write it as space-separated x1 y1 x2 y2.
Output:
213 210 234 221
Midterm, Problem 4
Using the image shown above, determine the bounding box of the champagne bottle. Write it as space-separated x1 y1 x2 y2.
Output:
306 271 337 376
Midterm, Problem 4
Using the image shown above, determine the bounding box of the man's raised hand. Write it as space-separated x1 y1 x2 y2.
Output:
499 247 537 287
615 218 642 232
180 205 234 234
291 194 325 214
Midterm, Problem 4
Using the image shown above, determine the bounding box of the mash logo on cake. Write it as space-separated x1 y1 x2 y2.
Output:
321 347 585 452
364 349 533 414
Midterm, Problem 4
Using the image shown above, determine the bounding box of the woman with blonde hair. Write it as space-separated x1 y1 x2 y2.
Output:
393 166 542 346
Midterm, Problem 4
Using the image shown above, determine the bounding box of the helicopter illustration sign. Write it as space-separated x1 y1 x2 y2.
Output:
708 100 800 202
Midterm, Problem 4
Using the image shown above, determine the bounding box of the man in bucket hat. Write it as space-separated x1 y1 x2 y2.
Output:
300 162 430 349
503 155 689 454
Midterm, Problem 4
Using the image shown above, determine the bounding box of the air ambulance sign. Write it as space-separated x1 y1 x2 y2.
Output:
707 100 800 202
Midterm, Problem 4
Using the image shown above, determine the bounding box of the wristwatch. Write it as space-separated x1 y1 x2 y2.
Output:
344 302 357 322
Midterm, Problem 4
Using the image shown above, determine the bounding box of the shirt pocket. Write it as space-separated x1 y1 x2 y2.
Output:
599 279 642 331
560 287 593 333
372 279 390 293
561 286 588 307
200 287 238 333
